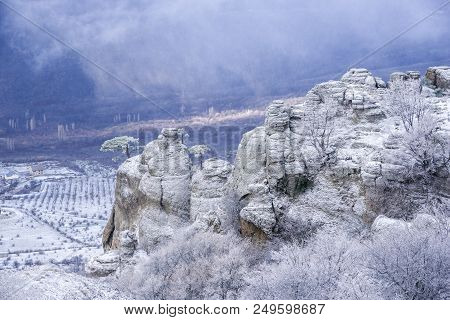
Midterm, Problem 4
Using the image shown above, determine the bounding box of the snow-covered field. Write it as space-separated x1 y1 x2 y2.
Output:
0 161 115 272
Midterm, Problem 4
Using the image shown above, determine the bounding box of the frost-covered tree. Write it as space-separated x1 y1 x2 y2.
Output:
385 79 449 179
100 136 138 159
188 145 211 169
402 116 450 178
385 79 429 132
120 229 261 300
242 232 360 299
303 101 337 165
365 227 449 300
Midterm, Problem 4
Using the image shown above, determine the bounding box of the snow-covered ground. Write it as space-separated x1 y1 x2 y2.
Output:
0 265 125 299
0 161 115 272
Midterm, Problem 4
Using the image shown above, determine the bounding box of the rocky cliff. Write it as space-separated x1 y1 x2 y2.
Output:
87 66 450 276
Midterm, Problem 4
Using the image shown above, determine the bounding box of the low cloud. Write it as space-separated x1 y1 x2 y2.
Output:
2 0 449 99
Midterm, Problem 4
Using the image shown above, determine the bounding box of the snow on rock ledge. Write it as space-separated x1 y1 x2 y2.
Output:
341 68 386 88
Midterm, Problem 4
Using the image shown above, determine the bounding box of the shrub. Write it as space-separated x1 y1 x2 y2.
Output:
365 227 449 300
120 229 263 300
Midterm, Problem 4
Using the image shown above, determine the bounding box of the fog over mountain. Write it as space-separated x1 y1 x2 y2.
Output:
1 0 450 115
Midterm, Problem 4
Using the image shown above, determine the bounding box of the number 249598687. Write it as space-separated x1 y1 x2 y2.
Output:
253 303 325 315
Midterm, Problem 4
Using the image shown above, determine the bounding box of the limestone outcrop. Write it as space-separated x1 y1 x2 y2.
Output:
102 128 194 253
231 68 449 238
341 68 386 88
231 69 391 237
89 128 234 275
425 66 450 94
91 66 449 275
390 71 420 82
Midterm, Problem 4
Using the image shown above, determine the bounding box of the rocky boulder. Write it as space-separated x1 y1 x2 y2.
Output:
85 251 120 277
371 214 441 235
86 230 139 276
389 71 420 82
341 68 386 88
425 66 450 94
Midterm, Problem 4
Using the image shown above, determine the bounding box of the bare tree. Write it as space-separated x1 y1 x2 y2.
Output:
385 79 430 132
385 79 449 179
366 227 449 300
402 116 450 178
120 230 259 300
303 100 336 164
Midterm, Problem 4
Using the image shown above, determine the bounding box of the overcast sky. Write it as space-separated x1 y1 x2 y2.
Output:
2 0 450 100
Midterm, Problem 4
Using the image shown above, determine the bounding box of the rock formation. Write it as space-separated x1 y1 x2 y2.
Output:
101 128 192 254
88 128 233 275
231 68 392 237
88 67 450 275
232 67 449 238
390 71 420 82
425 66 450 94
341 68 386 88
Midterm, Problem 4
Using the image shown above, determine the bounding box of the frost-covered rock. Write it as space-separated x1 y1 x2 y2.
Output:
231 67 449 239
389 71 420 82
99 129 236 274
371 214 441 235
140 128 191 219
85 251 120 277
371 215 408 234
426 66 450 88
102 128 192 254
102 156 145 251
341 68 385 88
231 86 379 237
305 78 383 118
190 158 233 231
425 66 450 95
87 231 138 277
232 99 317 238
120 230 138 258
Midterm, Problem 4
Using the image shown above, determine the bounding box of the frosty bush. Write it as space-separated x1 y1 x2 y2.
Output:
402 116 450 178
386 79 449 180
242 219 449 300
120 229 263 300
116 217 448 300
366 228 449 299
385 79 429 132
242 232 361 299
